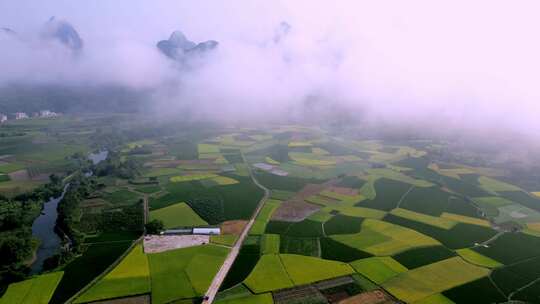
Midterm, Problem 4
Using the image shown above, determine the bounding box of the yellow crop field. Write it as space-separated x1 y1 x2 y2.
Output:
383 257 490 303
391 208 456 229
212 176 239 185
350 257 407 284
75 245 150 303
456 249 502 268
413 293 455 304
331 219 439 256
265 157 280 165
440 212 491 227
532 192 540 198
170 173 217 182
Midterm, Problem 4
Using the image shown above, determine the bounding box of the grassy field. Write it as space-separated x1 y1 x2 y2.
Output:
382 257 490 302
244 254 294 293
211 234 238 246
74 245 150 303
280 254 355 285
350 257 407 284
143 168 182 178
249 199 281 235
260 234 280 254
148 245 228 304
0 272 63 304
478 176 521 192
331 219 440 256
149 202 208 228
390 208 456 229
456 248 502 268
244 253 354 293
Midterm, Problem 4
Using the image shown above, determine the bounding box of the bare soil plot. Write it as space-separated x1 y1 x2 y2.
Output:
271 200 321 222
8 169 29 181
221 220 248 235
143 235 209 253
272 181 339 222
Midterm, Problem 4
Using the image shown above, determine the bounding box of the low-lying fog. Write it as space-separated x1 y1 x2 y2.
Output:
1 0 540 143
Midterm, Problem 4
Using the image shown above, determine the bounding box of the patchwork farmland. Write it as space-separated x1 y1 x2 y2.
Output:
1 121 540 303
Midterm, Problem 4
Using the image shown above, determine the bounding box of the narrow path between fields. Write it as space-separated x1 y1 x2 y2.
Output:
202 153 270 304
143 194 149 224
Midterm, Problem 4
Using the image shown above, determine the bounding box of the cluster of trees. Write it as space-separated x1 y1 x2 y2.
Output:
0 175 63 292
56 174 99 253
94 151 139 179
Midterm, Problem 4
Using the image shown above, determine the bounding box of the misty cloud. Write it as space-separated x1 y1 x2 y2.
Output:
1 0 540 137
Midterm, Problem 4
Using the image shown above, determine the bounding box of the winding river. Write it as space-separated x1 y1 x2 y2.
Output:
30 185 68 274
30 149 109 273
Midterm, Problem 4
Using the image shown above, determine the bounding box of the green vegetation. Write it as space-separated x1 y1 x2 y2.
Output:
244 253 354 293
149 202 207 228
211 234 238 246
390 208 456 229
478 176 521 192
74 245 150 303
51 241 133 304
442 277 507 304
320 237 372 262
392 246 456 269
359 178 411 211
384 214 497 249
279 236 319 256
148 245 228 304
104 189 140 205
331 219 439 256
170 173 217 182
456 248 502 268
383 257 490 303
244 254 294 293
350 257 407 284
280 254 354 285
324 214 364 234
0 272 63 304
260 234 280 254
250 199 280 235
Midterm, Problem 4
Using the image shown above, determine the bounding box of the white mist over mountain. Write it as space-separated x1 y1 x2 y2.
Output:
1 0 540 138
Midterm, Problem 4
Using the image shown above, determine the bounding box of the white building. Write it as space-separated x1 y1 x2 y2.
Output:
14 112 29 120
0 114 7 123
39 110 59 118
193 228 221 235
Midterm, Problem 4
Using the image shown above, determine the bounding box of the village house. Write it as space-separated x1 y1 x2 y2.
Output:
14 112 29 120
0 114 7 123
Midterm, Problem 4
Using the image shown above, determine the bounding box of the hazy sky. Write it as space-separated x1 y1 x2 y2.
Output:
1 0 540 137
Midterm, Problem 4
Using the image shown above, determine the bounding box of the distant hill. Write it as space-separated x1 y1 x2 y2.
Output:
156 30 218 62
43 16 83 51
0 84 150 114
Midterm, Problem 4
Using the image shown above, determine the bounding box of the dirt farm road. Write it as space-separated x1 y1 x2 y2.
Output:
202 155 270 304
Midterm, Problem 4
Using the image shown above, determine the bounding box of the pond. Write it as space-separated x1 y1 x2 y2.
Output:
30 185 68 274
